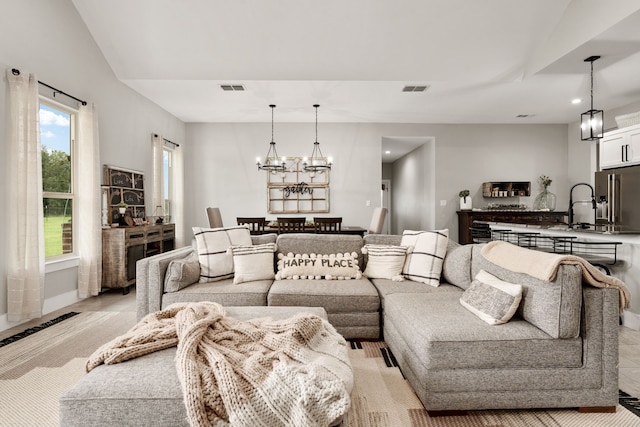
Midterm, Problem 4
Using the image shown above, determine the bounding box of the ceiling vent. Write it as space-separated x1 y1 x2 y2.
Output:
220 84 245 91
516 114 532 118
402 85 429 92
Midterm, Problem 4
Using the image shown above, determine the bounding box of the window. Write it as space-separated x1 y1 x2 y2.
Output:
163 145 174 219
40 101 76 258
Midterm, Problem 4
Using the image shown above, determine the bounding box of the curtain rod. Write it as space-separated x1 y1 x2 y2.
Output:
154 133 180 147
11 68 87 106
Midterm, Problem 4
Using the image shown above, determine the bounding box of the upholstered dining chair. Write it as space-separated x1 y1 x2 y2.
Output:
276 217 306 234
367 207 387 234
237 217 266 235
313 217 342 234
206 207 224 228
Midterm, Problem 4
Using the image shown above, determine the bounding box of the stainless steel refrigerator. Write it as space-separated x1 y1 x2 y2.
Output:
595 165 640 232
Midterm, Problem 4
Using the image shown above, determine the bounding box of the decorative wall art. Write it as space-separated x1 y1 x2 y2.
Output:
267 157 330 213
103 165 146 224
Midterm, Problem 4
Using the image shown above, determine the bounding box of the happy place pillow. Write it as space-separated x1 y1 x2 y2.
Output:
192 226 252 283
460 270 523 325
400 229 449 287
276 252 362 280
362 244 411 281
228 243 276 284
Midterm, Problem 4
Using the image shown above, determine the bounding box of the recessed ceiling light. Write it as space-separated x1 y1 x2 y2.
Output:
385 150 391 154
571 98 582 104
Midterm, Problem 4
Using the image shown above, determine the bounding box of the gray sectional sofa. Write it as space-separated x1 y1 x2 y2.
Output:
131 231 621 413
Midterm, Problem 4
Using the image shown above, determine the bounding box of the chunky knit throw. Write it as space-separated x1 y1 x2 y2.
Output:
87 302 353 427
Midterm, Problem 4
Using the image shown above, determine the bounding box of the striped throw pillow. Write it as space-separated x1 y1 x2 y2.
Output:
460 270 523 325
228 243 277 284
192 226 252 283
362 244 410 281
400 229 449 286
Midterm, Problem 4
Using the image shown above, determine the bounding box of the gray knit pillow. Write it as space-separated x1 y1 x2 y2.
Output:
164 252 201 292
460 270 523 325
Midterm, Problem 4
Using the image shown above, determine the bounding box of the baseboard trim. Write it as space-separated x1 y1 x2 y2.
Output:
622 311 640 331
0 290 83 333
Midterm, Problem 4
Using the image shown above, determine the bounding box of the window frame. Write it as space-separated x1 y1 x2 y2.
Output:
39 97 78 262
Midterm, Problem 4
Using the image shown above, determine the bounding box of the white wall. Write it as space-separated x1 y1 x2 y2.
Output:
0 0 185 323
184 122 569 243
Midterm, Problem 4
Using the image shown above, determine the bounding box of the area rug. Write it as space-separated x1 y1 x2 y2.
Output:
1 313 640 427
343 341 640 427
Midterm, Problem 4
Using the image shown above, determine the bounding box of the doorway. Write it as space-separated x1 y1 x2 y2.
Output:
381 179 391 234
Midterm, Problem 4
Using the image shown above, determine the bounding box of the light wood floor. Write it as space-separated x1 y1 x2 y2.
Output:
3 288 640 397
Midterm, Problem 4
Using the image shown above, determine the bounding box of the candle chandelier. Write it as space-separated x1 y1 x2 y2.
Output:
303 104 333 173
580 55 604 141
256 104 287 173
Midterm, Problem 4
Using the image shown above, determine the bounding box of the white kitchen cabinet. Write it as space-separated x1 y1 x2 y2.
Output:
600 123 640 169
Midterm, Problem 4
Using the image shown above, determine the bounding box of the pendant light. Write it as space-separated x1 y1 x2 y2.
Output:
580 56 604 141
303 104 332 173
257 104 287 172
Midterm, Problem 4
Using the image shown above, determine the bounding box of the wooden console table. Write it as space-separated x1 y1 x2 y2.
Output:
457 210 567 244
102 223 175 293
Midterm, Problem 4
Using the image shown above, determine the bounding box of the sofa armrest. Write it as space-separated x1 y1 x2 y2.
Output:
136 246 194 320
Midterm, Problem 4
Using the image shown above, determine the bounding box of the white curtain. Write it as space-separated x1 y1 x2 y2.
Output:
172 144 185 247
5 68 45 321
77 104 102 297
151 134 164 217
152 133 185 246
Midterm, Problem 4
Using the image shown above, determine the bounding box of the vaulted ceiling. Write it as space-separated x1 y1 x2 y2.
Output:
72 0 640 124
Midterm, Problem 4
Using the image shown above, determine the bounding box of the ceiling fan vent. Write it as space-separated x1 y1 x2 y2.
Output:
220 84 245 91
402 85 429 92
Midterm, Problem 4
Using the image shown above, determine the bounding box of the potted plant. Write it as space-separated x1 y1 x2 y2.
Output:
459 189 472 210
117 201 128 214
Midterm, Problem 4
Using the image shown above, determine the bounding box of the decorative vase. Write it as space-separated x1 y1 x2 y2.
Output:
533 189 556 211
460 196 472 210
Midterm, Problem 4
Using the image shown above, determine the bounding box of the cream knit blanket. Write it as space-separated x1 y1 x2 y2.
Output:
480 241 630 312
87 302 353 427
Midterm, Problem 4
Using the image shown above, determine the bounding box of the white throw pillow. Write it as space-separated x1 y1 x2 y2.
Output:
362 244 410 281
276 252 362 280
228 243 276 284
460 270 523 325
192 226 252 283
400 229 449 287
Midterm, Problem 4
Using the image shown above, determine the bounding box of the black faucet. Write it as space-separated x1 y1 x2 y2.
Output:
568 182 597 229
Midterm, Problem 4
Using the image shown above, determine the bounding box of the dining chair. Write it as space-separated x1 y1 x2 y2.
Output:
367 207 387 234
237 217 266 235
313 217 342 234
276 217 306 234
206 207 223 228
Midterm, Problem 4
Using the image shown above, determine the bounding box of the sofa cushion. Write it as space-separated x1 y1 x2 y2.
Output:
383 292 582 370
460 270 523 325
192 226 252 283
471 245 582 339
442 243 473 289
275 252 362 280
268 278 380 314
361 244 409 281
164 252 201 292
401 229 449 286
370 278 461 309
162 278 272 308
229 243 276 284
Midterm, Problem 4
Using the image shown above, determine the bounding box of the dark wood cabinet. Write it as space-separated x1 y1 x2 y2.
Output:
457 211 567 244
